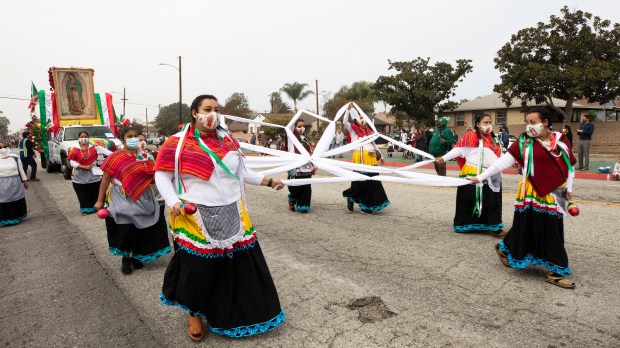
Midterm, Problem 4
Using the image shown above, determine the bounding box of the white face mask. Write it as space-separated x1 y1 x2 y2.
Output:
125 137 140 149
479 125 492 134
296 127 305 134
196 112 219 130
526 123 545 138
79 137 89 144
0 148 9 156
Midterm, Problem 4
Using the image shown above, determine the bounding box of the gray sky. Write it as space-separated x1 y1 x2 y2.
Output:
1 0 618 132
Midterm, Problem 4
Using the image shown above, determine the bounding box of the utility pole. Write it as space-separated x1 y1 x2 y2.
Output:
178 56 183 125
315 79 321 133
145 107 149 137
122 87 128 118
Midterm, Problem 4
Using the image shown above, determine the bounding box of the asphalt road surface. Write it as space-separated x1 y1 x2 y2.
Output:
1 161 619 347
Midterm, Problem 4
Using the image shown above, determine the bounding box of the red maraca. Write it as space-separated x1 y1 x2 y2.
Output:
182 202 197 215
567 202 579 217
97 208 110 219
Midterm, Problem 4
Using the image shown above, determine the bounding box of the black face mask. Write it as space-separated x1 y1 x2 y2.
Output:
437 123 444 129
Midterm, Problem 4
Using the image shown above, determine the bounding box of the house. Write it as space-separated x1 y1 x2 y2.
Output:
227 121 250 141
442 93 620 154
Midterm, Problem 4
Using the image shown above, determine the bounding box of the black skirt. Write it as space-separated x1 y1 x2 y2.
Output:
287 173 312 212
106 205 171 262
0 198 27 226
499 204 571 276
343 172 390 212
72 181 101 214
161 240 284 338
454 184 503 233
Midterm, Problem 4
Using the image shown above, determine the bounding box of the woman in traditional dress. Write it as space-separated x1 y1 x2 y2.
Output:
284 119 315 213
94 126 170 275
154 95 286 342
342 103 389 214
67 131 111 215
0 141 28 226
470 107 577 289
435 113 505 235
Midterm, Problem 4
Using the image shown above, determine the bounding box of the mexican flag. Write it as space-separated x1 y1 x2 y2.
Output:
95 93 118 136
27 82 38 111
37 90 58 159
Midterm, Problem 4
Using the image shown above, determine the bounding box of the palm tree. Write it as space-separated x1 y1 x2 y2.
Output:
269 91 283 114
280 82 314 112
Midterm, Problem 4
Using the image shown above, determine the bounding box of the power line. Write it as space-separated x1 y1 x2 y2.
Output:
0 95 30 101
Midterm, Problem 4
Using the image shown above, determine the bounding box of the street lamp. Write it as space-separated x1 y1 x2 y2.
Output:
159 56 183 125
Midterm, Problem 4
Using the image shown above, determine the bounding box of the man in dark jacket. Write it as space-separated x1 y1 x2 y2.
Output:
429 116 454 176
19 131 39 181
576 115 595 170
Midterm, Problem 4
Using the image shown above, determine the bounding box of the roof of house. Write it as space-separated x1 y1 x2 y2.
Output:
227 121 249 132
452 93 604 112
373 112 396 124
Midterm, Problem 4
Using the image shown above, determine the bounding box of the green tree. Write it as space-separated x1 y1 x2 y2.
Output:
280 82 314 112
323 81 376 117
220 92 252 118
494 6 620 122
154 102 191 136
373 57 473 122
261 114 291 139
269 92 293 114
0 114 10 138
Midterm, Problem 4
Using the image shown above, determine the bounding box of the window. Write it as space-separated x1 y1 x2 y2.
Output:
456 113 465 126
495 110 507 125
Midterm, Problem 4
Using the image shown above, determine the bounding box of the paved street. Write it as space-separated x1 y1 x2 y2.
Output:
1 158 619 347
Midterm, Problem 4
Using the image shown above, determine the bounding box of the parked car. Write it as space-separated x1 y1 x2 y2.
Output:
147 136 161 146
236 137 248 143
47 125 121 180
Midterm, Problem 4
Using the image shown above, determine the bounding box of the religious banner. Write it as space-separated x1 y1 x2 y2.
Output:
49 67 98 121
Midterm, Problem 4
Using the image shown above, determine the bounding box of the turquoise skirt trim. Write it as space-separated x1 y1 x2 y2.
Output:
498 240 572 276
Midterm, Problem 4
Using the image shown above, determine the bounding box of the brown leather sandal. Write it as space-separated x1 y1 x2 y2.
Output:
492 230 507 238
545 274 576 289
495 244 510 267
187 315 205 342
288 201 295 211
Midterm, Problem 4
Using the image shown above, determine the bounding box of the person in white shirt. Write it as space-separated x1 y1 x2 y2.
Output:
613 156 620 181
154 94 286 341
0 141 28 226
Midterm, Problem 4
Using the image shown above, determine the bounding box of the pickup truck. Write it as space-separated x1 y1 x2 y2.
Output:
47 125 122 180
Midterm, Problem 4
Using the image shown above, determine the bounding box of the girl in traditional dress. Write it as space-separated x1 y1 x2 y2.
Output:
0 141 28 226
67 131 111 215
470 107 577 289
95 126 170 275
284 119 315 213
435 114 505 236
154 95 286 341
342 103 390 214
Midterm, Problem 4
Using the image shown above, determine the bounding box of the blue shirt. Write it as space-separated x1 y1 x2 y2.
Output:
578 122 595 140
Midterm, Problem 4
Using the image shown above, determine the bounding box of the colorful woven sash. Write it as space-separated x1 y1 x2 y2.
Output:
101 150 155 201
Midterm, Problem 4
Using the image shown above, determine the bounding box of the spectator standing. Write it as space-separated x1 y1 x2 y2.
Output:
576 115 595 170
429 117 455 176
613 156 620 181
335 128 345 158
19 131 39 181
562 125 573 146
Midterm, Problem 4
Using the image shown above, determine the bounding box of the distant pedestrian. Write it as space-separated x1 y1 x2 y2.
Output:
250 133 256 145
452 129 459 143
415 129 427 162
613 156 620 181
335 128 345 158
19 131 39 181
387 141 394 158
576 115 594 170
0 141 29 226
562 125 573 146
429 117 455 176
499 126 510 149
